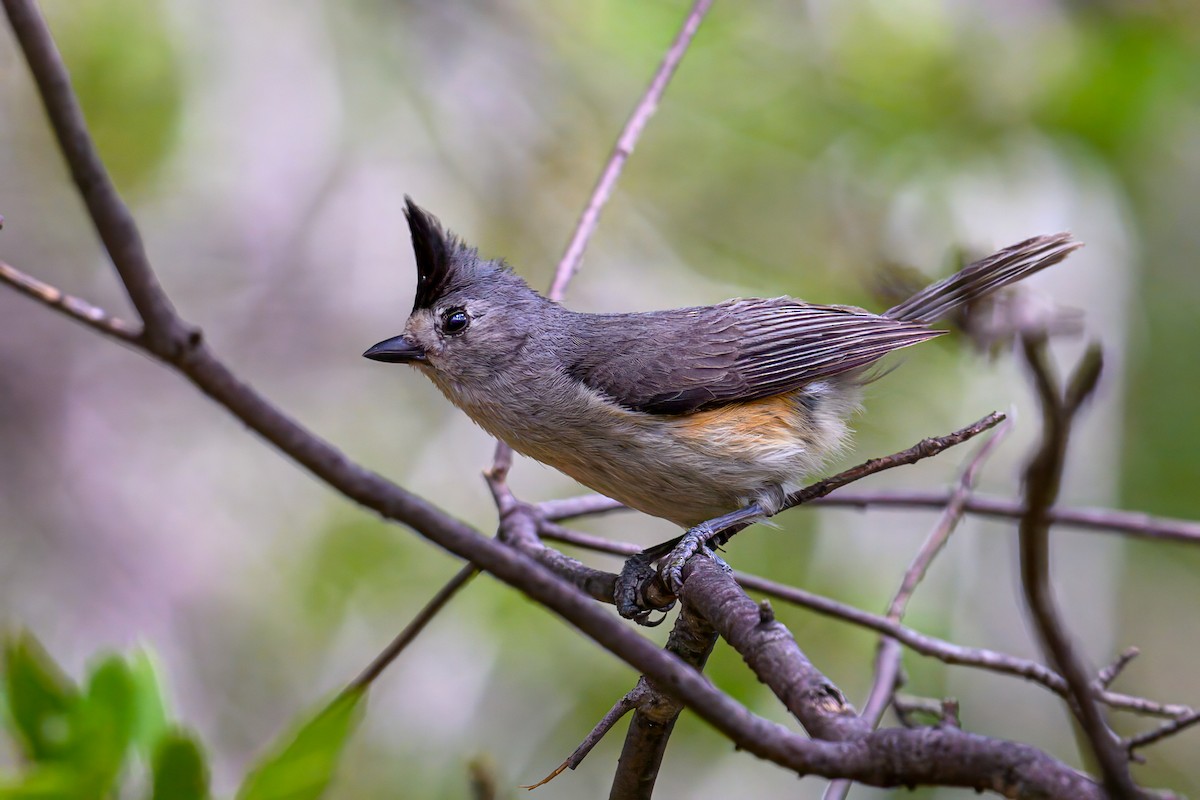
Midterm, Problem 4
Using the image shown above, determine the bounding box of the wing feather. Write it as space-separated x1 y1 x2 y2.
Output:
565 298 940 415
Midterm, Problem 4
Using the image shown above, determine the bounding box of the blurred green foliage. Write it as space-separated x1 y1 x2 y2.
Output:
0 634 364 800
51 0 182 195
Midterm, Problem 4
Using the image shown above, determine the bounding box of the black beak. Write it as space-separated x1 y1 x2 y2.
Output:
363 335 427 363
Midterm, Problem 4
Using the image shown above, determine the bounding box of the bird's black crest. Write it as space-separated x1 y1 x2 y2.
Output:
404 197 465 312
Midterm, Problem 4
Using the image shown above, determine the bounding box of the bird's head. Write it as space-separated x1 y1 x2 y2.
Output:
363 198 546 387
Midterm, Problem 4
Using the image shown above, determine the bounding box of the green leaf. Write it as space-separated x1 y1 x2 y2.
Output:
2 633 79 761
237 690 365 800
68 656 139 793
0 764 80 799
126 649 171 758
150 731 210 800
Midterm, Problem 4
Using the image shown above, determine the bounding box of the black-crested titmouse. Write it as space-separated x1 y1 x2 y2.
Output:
365 199 1080 618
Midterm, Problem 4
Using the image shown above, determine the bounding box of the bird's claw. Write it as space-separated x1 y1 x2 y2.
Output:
615 553 675 625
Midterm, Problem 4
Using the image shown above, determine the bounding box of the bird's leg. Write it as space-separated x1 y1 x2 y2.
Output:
660 502 766 594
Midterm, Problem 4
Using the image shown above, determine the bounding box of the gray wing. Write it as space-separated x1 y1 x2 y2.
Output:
565 298 943 415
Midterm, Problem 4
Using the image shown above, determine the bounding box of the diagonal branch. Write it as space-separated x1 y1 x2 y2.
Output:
344 563 479 694
860 420 1013 715
547 0 714 303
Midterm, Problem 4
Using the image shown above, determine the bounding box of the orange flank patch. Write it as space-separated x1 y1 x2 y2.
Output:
672 393 805 448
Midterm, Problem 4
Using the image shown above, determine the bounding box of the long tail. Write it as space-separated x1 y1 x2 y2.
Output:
884 233 1082 324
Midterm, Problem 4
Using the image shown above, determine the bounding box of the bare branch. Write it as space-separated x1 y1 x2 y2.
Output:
1019 338 1138 797
1125 711 1200 754
1097 648 1141 690
524 690 641 790
0 259 141 343
680 557 1108 797
539 493 627 521
816 492 1200 546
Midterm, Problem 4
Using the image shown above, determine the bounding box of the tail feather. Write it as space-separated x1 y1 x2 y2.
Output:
884 233 1082 323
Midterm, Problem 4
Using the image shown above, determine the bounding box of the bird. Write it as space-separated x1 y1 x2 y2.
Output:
365 198 1080 620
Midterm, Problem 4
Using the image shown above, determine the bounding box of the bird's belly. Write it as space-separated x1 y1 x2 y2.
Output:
490 385 857 528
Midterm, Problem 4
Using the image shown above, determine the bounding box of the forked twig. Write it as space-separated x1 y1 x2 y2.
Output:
1018 338 1138 797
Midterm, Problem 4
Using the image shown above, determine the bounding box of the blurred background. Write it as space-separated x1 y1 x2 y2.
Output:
1 0 1198 796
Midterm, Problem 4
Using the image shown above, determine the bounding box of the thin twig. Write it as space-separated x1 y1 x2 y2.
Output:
1018 338 1138 798
0 259 141 342
864 421 1013 716
817 492 1200 546
1125 711 1200 754
524 690 643 790
539 490 1200 545
547 0 714 302
1097 648 1140 689
344 563 480 694
824 420 1013 800
490 0 714 477
642 411 1007 561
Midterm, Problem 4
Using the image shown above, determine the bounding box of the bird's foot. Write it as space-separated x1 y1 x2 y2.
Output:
660 502 765 593
616 502 764 625
615 553 675 626
659 522 718 595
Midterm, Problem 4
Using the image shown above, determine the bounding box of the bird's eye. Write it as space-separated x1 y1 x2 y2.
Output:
442 308 470 335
